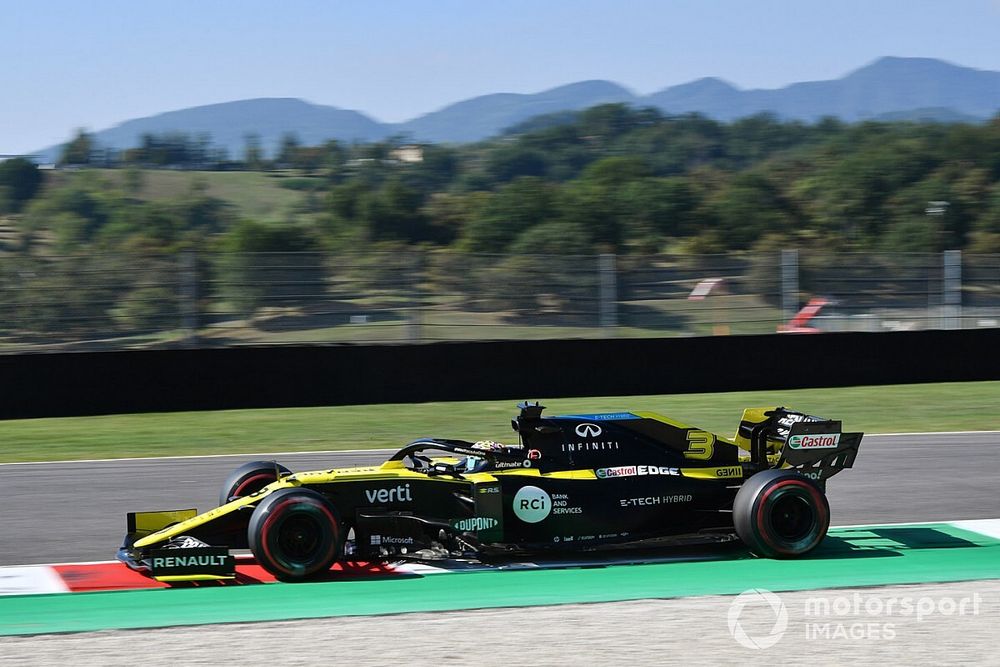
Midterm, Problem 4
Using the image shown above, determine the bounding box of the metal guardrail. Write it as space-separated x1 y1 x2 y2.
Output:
0 250 997 352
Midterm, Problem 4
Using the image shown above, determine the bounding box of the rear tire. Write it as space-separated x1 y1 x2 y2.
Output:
219 460 291 506
248 488 342 581
733 469 829 558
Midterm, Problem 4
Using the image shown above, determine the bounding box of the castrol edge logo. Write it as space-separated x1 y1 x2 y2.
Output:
788 433 841 449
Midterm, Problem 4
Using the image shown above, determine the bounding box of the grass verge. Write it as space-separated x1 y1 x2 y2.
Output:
0 381 997 463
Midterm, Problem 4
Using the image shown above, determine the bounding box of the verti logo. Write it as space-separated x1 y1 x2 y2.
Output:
728 588 788 649
513 485 551 523
575 423 602 438
364 484 412 503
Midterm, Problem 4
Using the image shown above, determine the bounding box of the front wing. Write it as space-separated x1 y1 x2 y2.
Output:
118 509 236 581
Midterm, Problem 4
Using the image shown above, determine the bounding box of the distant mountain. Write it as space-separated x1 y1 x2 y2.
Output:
35 82 637 161
35 57 1000 160
644 57 1000 122
395 80 635 143
36 98 388 163
871 107 985 124
644 77 745 117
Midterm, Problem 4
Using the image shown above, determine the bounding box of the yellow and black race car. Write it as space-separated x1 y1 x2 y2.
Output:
118 402 863 581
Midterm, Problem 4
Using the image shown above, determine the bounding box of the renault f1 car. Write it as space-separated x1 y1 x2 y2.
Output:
118 402 863 581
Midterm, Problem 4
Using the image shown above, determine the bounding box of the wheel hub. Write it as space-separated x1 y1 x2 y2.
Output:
771 494 814 541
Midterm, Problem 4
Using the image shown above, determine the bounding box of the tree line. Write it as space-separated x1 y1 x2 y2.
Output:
3 103 999 258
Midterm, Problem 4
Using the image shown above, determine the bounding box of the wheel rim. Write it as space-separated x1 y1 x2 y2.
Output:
276 513 323 563
770 493 814 541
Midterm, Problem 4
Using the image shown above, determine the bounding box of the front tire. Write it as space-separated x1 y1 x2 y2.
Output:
248 488 342 581
219 460 291 506
733 469 829 558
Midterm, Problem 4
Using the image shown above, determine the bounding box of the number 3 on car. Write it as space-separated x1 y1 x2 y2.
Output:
684 430 715 460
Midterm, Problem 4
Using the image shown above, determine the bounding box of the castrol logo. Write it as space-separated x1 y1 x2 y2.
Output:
788 433 841 449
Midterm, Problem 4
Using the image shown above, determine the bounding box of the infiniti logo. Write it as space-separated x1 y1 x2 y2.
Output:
575 423 602 438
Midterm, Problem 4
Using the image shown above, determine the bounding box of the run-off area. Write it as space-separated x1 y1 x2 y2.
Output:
0 519 998 638
2 580 998 667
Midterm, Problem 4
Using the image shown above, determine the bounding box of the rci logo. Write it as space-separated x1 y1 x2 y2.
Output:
727 588 788 649
513 485 551 523
575 423 602 438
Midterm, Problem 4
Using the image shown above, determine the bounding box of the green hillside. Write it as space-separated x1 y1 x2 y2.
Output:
49 169 311 222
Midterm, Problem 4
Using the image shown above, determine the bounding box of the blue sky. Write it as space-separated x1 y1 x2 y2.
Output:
3 0 1000 154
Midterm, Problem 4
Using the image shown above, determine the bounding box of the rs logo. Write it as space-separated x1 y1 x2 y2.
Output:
575 423 602 438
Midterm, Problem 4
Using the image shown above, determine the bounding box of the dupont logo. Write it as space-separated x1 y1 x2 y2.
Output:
451 517 499 531
788 434 841 449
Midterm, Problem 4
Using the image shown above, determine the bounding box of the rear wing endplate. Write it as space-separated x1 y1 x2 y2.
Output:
779 420 863 481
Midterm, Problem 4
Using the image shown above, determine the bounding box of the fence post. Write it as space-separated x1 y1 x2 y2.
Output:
180 251 198 347
943 249 962 330
781 249 799 325
407 250 423 343
599 253 618 330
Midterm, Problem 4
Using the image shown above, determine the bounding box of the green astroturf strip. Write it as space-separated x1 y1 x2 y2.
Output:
2 523 999 636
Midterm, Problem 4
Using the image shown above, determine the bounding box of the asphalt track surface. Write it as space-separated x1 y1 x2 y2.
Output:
1 432 998 565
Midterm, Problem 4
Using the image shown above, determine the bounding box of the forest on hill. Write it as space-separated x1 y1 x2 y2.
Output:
4 104 1000 260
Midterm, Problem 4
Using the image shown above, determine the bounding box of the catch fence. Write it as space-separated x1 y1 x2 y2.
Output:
0 250 997 352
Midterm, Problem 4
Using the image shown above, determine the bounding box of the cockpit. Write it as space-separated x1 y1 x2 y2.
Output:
393 438 528 477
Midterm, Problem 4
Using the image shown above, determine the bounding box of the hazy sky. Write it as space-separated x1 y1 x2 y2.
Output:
3 0 1000 154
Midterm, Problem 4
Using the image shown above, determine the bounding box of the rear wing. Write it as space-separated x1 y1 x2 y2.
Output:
780 420 863 481
736 407 863 481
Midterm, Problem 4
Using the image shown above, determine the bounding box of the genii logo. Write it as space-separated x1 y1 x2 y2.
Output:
575 423 602 438
513 485 551 523
788 433 841 449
